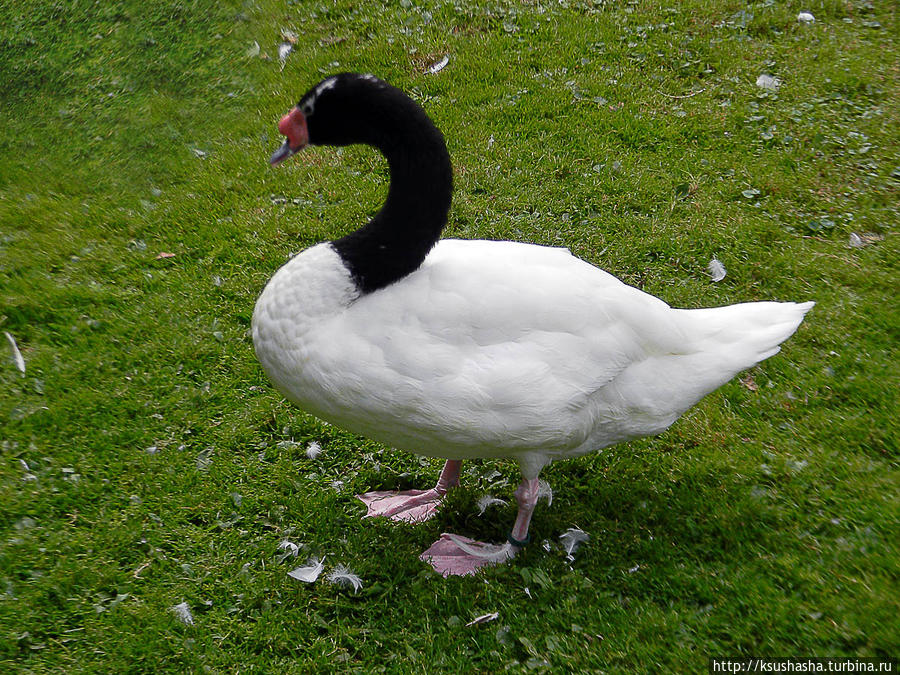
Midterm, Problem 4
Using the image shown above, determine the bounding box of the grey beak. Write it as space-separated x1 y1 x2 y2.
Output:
269 140 296 166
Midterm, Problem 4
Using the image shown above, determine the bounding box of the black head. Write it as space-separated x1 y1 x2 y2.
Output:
269 73 437 165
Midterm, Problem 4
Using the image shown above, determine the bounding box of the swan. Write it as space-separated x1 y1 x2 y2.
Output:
253 73 813 576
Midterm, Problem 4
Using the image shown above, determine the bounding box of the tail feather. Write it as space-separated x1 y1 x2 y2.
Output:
599 300 814 437
682 300 815 366
655 300 814 414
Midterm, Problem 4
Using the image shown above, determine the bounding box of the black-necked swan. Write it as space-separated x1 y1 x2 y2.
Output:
253 73 814 576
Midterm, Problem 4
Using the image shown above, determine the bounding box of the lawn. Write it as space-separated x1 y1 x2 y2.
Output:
1 0 897 671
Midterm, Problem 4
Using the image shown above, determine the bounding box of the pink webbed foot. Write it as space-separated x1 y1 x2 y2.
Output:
420 476 541 577
420 534 517 576
357 488 445 523
357 459 462 524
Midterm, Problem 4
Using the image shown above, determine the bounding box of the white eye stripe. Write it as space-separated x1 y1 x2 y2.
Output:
315 77 338 96
302 76 338 116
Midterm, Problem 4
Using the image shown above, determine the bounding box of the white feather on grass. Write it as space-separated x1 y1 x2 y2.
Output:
537 480 553 506
196 447 214 472
288 556 325 583
708 259 727 282
444 534 514 563
5 332 25 374
559 528 590 561
305 441 323 459
278 42 293 70
327 564 363 592
276 540 300 563
476 494 507 515
755 74 780 91
428 55 449 74
466 612 499 627
171 601 194 626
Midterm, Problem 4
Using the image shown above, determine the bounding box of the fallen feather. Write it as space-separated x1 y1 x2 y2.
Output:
536 480 553 506
496 625 512 645
278 42 293 69
484 469 502 481
5 332 25 374
708 258 727 282
14 517 36 531
327 564 363 592
276 540 300 563
797 12 815 24
741 188 761 200
196 447 214 471
288 556 325 583
444 534 513 562
421 534 514 576
171 602 194 626
428 55 450 74
756 74 780 91
246 41 260 58
191 148 207 159
476 494 507 515
787 458 808 473
559 528 590 560
848 232 883 248
305 441 323 459
466 612 499 627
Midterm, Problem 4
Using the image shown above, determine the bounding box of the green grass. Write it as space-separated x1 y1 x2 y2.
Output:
1 0 898 671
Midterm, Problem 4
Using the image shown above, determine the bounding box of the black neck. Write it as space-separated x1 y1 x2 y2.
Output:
330 108 452 294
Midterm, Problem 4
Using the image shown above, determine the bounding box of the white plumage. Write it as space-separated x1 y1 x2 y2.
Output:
254 239 812 480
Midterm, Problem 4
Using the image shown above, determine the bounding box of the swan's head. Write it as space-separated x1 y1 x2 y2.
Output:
269 73 392 166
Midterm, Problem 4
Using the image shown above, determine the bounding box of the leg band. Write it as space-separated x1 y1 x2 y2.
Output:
507 531 531 548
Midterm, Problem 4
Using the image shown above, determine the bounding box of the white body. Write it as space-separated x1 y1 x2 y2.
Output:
253 239 812 478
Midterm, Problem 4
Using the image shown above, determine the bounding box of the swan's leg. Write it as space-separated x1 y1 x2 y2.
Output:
420 476 540 576
357 459 461 523
509 477 540 545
